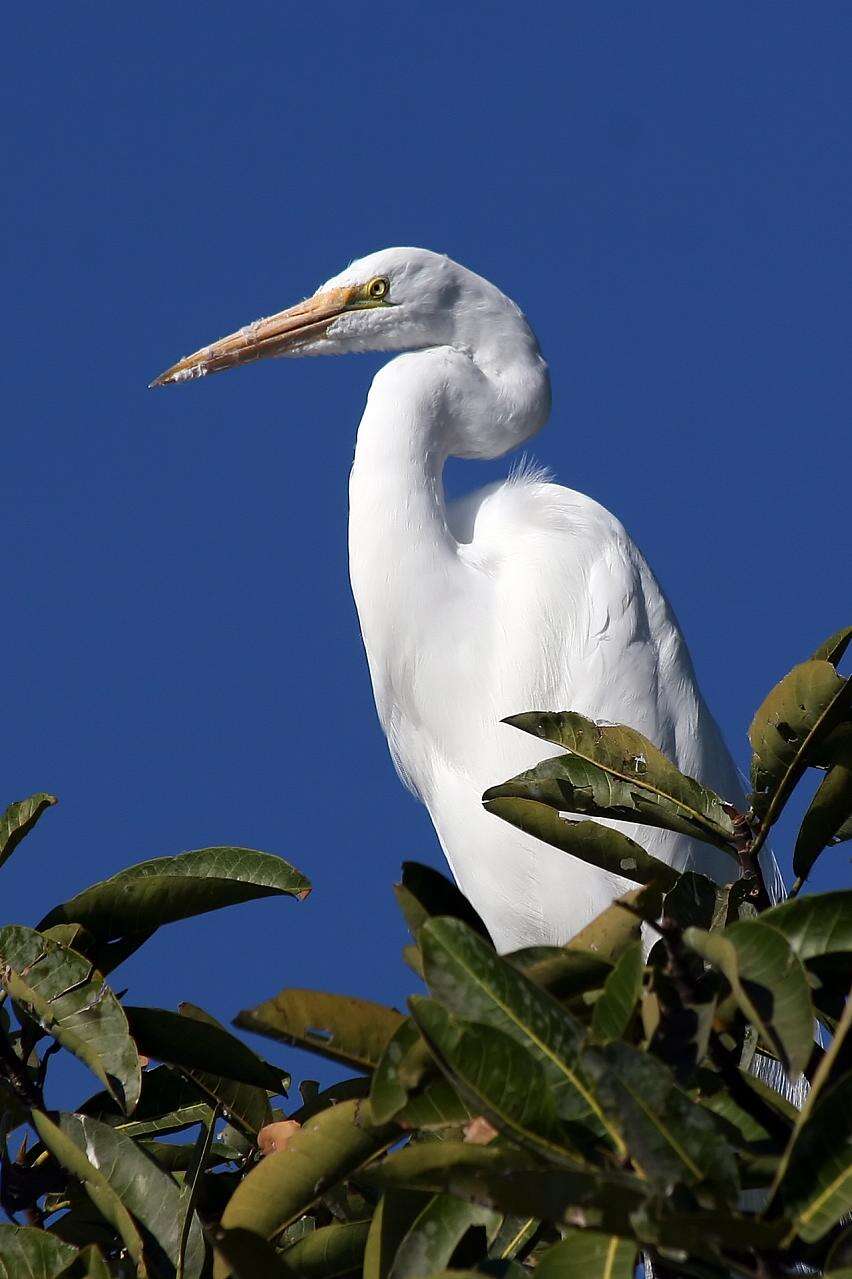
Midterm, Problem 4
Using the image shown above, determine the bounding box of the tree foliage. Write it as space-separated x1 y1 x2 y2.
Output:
0 627 849 1277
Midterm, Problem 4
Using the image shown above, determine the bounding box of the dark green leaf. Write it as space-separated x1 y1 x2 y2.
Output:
564 883 663 963
80 1065 211 1138
176 1003 274 1138
773 1073 852 1241
794 763 852 885
395 862 491 940
388 1194 497 1279
685 920 814 1078
56 1112 206 1278
760 891 852 961
368 1018 426 1124
487 1214 539 1261
812 625 852 667
395 1076 472 1131
662 872 723 931
125 1004 286 1091
279 1220 370 1277
39 847 311 939
535 1228 636 1279
235 990 403 1072
363 1190 432 1279
749 660 852 835
0 925 140 1112
419 918 618 1139
208 1226 291 1278
215 1099 395 1274
591 941 643 1043
410 997 575 1165
31 1110 146 1277
505 947 611 1001
487 711 738 852
0 1226 77 1279
0 794 56 873
60 1243 112 1279
482 799 679 889
583 1040 739 1196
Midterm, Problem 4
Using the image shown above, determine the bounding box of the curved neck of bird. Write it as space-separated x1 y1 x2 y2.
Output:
348 319 550 637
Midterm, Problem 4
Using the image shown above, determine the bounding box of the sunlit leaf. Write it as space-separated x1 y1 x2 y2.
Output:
749 660 852 834
235 989 403 1072
214 1099 395 1277
56 1112 206 1278
564 883 663 963
278 1219 370 1277
0 794 56 873
812 625 852 667
760 891 852 961
482 799 679 888
591 942 643 1043
0 925 140 1112
487 711 738 852
31 1110 146 1277
368 1018 426 1124
388 1193 497 1279
535 1227 636 1279
0 1225 77 1279
685 921 814 1078
39 847 311 939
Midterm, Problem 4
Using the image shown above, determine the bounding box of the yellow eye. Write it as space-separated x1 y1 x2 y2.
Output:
367 276 389 300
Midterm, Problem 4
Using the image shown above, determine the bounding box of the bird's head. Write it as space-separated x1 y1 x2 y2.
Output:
150 247 537 386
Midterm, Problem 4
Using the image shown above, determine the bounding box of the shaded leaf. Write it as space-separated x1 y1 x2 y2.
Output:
60 1243 112 1279
388 1194 497 1279
395 1076 472 1131
125 1004 286 1090
279 1219 370 1277
368 1018 426 1124
215 1099 395 1275
0 925 140 1112
177 1003 273 1139
685 920 814 1078
0 794 57 873
39 847 310 939
0 1225 77 1279
591 941 643 1043
395 862 491 941
482 799 679 888
749 660 852 833
794 763 852 885
773 1073 852 1242
208 1226 290 1278
56 1112 206 1278
488 711 738 852
235 989 402 1072
535 1227 636 1279
760 890 852 961
419 918 616 1136
584 1040 739 1196
487 1214 539 1261
564 883 663 963
363 1190 432 1279
662 872 723 932
31 1110 146 1277
80 1065 211 1138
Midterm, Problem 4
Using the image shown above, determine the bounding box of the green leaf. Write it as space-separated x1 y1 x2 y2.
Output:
60 1243 112 1279
31 1110 147 1277
506 947 612 1001
812 625 852 667
749 660 852 838
662 871 724 932
487 1214 539 1261
482 799 679 889
591 942 643 1043
388 1194 497 1279
363 1190 432 1279
235 990 403 1072
368 1018 426 1124
410 996 575 1165
0 794 56 873
175 1003 274 1138
794 763 852 885
39 847 311 939
0 1226 77 1279
395 862 491 940
0 925 140 1112
55 1112 206 1278
535 1228 636 1279
80 1065 212 1139
208 1226 291 1278
419 918 617 1138
487 711 738 852
125 1004 286 1090
685 920 814 1078
760 890 852 961
215 1099 395 1276
361 1141 646 1236
279 1219 370 1277
584 1040 739 1196
773 1073 852 1242
394 1076 472 1131
564 883 663 963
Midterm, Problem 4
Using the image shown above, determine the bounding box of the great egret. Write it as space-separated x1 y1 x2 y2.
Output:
153 247 783 952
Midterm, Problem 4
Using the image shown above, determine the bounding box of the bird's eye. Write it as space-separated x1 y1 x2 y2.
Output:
367 276 389 300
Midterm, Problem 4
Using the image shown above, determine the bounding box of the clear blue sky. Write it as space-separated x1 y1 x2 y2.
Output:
1 5 848 1099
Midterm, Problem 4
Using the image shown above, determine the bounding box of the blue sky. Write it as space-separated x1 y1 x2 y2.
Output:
1 4 849 1099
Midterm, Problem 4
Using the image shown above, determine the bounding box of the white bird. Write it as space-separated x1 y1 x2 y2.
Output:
153 247 783 953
